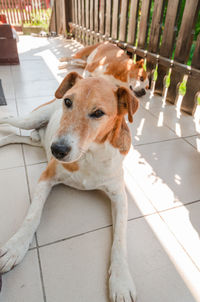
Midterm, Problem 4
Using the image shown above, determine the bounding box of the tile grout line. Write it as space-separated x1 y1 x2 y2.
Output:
134 134 200 148
0 160 48 172
35 234 47 302
26 160 48 167
37 224 113 249
0 164 26 172
182 134 200 139
36 211 157 250
134 136 181 147
0 160 47 172
35 210 156 250
34 197 200 251
11 67 47 302
182 136 198 152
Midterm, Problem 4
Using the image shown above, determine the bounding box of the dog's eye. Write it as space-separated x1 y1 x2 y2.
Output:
64 98 73 108
89 109 105 119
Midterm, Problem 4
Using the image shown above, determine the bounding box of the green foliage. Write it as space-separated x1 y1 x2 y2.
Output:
132 53 136 64
153 64 158 82
23 8 51 32
197 95 200 106
136 0 200 66
179 79 187 96
143 58 147 71
165 69 171 88
3 8 51 32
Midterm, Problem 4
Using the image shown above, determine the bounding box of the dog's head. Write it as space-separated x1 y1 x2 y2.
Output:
129 59 149 97
51 72 138 163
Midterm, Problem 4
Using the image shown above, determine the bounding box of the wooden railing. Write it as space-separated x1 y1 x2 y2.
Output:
68 0 200 115
49 0 72 35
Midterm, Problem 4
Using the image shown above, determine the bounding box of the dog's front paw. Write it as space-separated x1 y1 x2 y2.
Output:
30 130 41 142
0 236 30 273
109 264 136 302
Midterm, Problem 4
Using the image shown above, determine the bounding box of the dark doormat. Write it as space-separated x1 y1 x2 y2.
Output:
0 79 7 106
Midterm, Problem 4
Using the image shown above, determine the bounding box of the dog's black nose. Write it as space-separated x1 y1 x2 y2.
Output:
51 143 71 160
134 88 146 97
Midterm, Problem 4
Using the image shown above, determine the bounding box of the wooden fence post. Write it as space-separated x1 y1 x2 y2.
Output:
154 0 180 95
137 0 152 50
111 0 119 40
65 0 72 35
166 0 199 105
127 0 139 45
105 0 112 38
181 33 200 114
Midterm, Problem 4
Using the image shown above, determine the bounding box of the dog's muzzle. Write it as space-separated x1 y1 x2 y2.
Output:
51 142 71 160
133 88 146 97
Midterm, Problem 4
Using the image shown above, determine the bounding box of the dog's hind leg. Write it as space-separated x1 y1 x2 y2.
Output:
0 159 57 273
0 99 58 130
58 60 87 70
59 56 74 62
0 112 48 130
0 133 42 147
59 43 100 62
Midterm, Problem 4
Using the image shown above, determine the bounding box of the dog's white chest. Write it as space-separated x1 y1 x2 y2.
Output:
56 142 124 190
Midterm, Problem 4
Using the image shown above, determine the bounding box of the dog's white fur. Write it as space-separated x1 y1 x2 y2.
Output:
0 73 138 302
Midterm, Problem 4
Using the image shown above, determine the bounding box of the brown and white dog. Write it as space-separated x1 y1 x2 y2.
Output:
0 72 139 301
60 42 149 97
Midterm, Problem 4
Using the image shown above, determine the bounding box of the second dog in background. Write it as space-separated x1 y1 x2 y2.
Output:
59 42 149 97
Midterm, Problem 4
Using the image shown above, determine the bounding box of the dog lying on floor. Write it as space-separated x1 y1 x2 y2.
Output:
0 72 139 302
59 42 149 97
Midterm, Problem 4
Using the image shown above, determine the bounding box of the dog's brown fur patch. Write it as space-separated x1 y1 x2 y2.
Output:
62 162 79 172
39 158 57 181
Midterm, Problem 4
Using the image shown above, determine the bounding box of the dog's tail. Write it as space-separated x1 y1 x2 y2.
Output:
58 59 87 70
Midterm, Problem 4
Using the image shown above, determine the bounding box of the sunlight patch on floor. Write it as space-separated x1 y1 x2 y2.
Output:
124 146 200 301
174 174 181 185
136 118 145 137
124 146 181 209
17 37 50 55
175 122 182 137
176 94 184 117
157 111 164 127
147 214 200 302
36 49 61 83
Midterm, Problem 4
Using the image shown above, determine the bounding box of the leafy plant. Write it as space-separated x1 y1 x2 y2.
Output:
23 8 51 32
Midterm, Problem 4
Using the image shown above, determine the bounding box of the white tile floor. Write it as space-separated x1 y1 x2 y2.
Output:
0 36 200 302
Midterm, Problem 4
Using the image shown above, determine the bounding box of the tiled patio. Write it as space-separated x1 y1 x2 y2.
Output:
0 36 200 302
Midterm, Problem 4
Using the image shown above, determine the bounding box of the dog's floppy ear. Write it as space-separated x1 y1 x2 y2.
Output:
115 87 139 123
55 72 82 99
136 59 144 68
